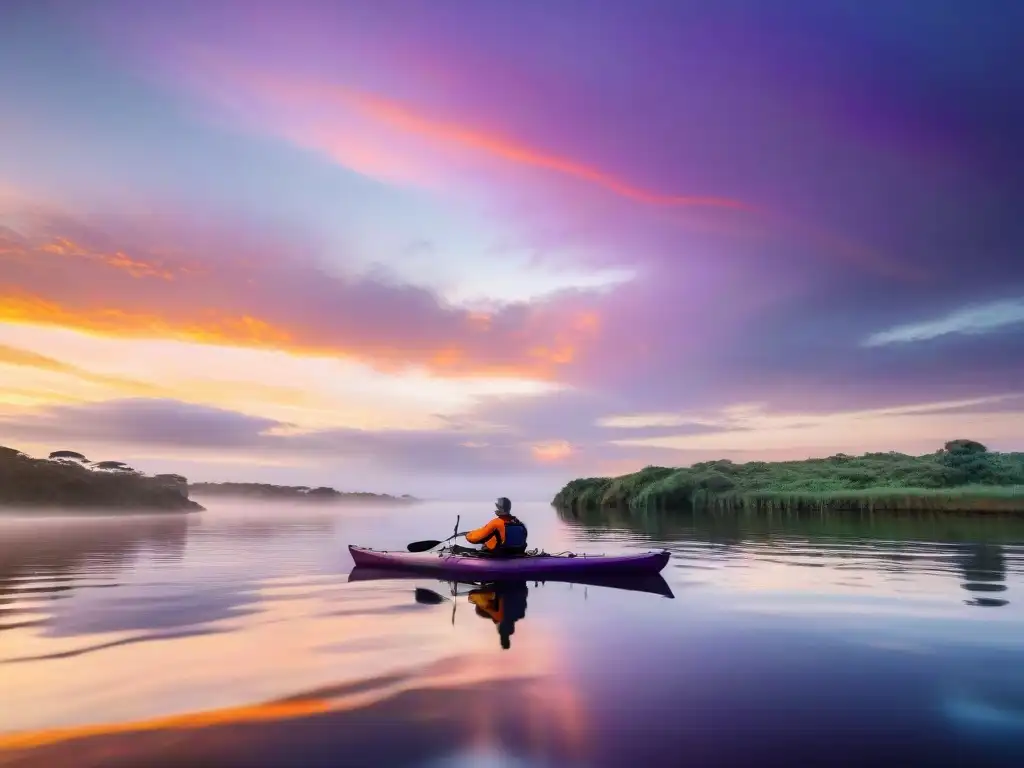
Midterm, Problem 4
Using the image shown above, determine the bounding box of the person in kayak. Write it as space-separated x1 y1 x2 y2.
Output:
453 497 529 556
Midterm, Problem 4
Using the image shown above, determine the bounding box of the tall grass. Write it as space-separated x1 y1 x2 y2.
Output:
552 440 1024 516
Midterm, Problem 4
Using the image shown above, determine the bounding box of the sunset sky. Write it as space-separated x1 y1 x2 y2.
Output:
1 0 1022 499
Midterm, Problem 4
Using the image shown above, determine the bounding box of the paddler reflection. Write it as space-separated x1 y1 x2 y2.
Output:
412 579 529 650
467 581 529 650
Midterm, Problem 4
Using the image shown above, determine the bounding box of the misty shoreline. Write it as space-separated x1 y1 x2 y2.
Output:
0 446 417 514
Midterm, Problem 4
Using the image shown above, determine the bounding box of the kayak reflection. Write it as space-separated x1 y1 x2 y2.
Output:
348 567 674 650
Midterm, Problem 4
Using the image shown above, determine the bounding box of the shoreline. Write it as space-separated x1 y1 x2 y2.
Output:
0 445 417 514
188 482 418 503
552 441 1024 516
0 446 204 513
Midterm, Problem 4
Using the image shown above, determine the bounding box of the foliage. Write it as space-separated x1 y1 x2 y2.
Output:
188 482 417 502
0 445 203 511
48 450 88 462
552 440 1024 515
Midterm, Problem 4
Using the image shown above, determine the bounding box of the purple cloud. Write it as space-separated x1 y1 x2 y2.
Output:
1 0 1022 485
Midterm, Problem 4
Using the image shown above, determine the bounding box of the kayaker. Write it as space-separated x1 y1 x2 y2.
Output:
455 497 529 556
468 581 528 650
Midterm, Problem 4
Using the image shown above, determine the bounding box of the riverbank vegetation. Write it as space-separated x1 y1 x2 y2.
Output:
188 482 417 503
0 446 203 511
556 501 1024 544
553 440 1024 515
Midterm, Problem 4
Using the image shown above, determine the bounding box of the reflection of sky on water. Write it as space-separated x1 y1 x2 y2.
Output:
1 502 1024 765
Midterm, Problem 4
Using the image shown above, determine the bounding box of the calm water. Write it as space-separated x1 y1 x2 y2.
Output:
3 501 1024 767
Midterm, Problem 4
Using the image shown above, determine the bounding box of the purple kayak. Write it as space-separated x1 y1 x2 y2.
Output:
348 544 671 578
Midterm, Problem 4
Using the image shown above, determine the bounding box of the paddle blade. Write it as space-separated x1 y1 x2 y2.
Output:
407 539 442 552
414 587 448 605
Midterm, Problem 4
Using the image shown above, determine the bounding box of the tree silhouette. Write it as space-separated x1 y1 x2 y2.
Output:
92 461 140 474
49 450 88 463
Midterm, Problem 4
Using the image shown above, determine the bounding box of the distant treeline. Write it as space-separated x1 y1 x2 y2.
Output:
0 446 417 511
553 440 1024 515
188 482 417 503
0 446 202 511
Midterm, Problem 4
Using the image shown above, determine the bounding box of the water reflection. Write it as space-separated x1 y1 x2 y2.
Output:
557 505 1024 610
0 510 344 655
0 514 189 635
351 567 675 651
411 580 529 649
2 502 1024 766
957 543 1009 607
466 582 528 650
0 513 188 587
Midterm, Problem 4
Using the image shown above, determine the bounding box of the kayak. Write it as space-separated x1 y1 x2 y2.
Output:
348 544 671 578
348 565 676 598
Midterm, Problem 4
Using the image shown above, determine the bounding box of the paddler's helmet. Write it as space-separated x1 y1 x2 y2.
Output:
495 497 512 516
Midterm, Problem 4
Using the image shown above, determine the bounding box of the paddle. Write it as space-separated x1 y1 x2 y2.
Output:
414 584 475 625
407 537 451 552
407 514 465 552
414 585 456 625
414 587 448 604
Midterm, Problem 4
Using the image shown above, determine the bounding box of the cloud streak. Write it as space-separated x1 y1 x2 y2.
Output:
174 55 914 280
1 0 1023 491
0 398 559 483
0 203 604 381
608 395 1024 454
329 83 754 211
863 298 1024 347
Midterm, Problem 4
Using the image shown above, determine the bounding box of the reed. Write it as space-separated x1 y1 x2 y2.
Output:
552 440 1024 516
555 502 1024 543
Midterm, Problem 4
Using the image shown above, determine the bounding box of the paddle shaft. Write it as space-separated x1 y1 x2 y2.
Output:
407 513 467 552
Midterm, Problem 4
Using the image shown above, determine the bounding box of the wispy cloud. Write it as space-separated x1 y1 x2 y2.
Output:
189 58 754 212
863 298 1024 347
164 53 920 280
0 342 148 389
2 0 1023 491
0 203 604 381
0 398 567 480
608 395 1024 454
530 440 575 462
337 85 753 211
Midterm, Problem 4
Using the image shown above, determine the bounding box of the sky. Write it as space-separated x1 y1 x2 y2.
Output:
1 0 1022 500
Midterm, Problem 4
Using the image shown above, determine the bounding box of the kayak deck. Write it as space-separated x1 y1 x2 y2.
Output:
348 544 670 577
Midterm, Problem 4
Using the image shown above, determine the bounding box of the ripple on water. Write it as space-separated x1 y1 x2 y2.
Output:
2 503 1024 766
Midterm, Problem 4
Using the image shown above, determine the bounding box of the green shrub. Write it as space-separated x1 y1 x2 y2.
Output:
552 439 1024 515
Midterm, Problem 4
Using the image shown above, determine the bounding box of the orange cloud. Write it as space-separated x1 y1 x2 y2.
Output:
531 440 574 462
0 210 604 382
31 236 177 280
0 293 588 381
0 341 159 394
0 340 329 411
0 295 295 360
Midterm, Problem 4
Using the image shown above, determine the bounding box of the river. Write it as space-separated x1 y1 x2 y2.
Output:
2 500 1024 766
